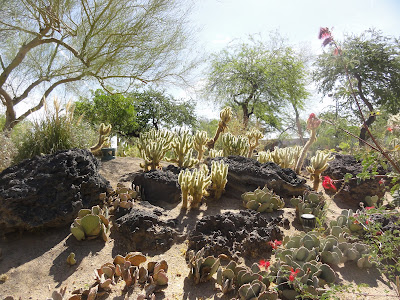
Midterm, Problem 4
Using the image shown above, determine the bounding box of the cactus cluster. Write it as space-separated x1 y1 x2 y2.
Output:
209 160 229 200
290 191 326 228
194 130 209 162
257 146 303 169
330 209 364 233
137 129 173 171
167 129 198 168
242 185 285 212
246 128 263 158
70 205 110 242
222 132 249 157
90 123 112 154
208 149 223 158
306 150 334 190
71 253 168 299
187 248 220 284
216 260 278 300
178 167 212 209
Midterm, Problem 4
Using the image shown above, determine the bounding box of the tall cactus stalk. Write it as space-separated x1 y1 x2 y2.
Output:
206 107 232 149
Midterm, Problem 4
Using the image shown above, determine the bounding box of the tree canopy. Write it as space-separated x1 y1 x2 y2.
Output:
204 35 309 131
0 0 197 131
75 88 197 137
313 29 400 142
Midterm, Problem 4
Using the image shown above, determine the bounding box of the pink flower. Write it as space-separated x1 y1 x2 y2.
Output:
388 127 393 132
379 179 385 185
318 27 334 47
365 220 370 225
322 176 337 192
259 259 270 269
307 113 321 130
365 206 374 210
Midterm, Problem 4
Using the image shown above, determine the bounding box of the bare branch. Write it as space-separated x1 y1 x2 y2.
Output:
13 77 49 105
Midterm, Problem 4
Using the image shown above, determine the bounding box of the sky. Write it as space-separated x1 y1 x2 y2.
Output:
187 0 400 119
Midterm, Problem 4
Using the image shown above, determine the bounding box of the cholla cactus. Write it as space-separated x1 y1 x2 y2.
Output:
221 132 249 157
90 123 112 153
209 149 223 158
210 160 229 200
306 150 334 190
246 127 263 158
137 129 172 171
167 129 198 168
257 150 272 163
295 113 321 174
178 167 212 209
270 147 295 169
194 130 208 162
207 107 232 149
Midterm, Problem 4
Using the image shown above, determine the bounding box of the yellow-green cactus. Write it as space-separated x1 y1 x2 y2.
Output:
210 160 229 200
194 130 209 162
70 205 110 241
222 132 249 157
167 129 198 168
257 150 272 163
178 167 212 209
137 129 172 171
209 149 223 158
306 150 334 190
246 128 263 158
207 107 232 149
178 169 192 209
90 123 112 154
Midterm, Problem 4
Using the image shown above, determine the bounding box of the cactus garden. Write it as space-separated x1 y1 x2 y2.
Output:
1 5 400 298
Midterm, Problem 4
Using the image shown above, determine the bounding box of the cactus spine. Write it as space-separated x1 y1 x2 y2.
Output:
295 113 321 174
207 107 232 149
306 150 334 190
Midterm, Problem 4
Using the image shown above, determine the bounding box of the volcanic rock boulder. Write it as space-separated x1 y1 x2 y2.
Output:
132 165 181 205
114 205 179 252
0 149 111 234
322 154 386 205
209 156 309 198
188 210 283 259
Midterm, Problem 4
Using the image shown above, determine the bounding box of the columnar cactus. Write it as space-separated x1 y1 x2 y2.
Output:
209 149 223 158
207 106 232 149
137 129 172 171
70 205 110 241
194 130 209 162
246 127 263 158
222 132 249 157
210 160 229 200
90 123 112 154
242 185 285 212
270 147 295 168
306 150 334 190
295 113 321 174
187 248 220 284
178 168 212 209
167 129 198 168
257 150 272 164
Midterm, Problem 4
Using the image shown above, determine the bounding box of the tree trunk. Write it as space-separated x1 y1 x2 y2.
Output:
241 104 250 129
292 103 304 145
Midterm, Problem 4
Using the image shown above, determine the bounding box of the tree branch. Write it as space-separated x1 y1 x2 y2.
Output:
13 77 49 105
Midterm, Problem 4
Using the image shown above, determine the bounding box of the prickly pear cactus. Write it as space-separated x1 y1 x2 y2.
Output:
187 248 220 284
242 185 284 213
70 205 110 241
290 191 326 228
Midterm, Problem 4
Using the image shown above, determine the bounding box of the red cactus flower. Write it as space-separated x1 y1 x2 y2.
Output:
365 206 374 210
307 113 321 130
376 231 382 236
289 268 300 281
289 274 295 281
259 259 270 269
318 27 331 40
379 179 385 185
268 240 282 249
365 220 370 225
388 127 393 132
322 176 337 192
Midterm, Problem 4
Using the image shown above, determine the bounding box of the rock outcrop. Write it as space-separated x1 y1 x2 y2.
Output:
0 149 111 234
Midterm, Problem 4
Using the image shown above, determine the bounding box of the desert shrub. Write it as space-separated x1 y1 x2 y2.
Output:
13 99 97 163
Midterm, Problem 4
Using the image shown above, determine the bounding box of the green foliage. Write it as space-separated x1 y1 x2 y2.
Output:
75 90 137 138
313 29 400 139
205 34 309 130
13 100 97 163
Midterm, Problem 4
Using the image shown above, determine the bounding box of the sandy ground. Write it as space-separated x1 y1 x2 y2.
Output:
0 156 399 300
